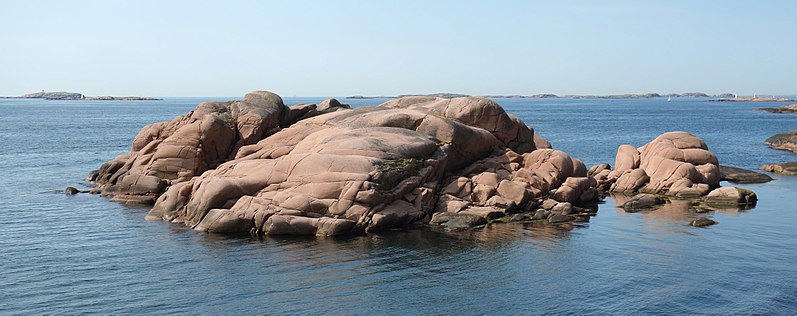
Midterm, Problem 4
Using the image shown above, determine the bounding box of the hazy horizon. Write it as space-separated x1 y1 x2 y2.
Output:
2 0 795 97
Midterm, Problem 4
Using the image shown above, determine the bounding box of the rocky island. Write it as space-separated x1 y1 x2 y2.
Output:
348 92 738 100
765 130 797 154
4 91 161 100
758 104 797 114
87 90 757 237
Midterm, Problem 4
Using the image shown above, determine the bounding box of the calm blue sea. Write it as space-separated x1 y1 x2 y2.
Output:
1 96 796 314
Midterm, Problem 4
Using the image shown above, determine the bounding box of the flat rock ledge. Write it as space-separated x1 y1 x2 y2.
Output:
719 165 773 184
89 91 755 237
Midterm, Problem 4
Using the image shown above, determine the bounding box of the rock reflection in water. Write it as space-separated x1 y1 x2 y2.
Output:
609 193 755 227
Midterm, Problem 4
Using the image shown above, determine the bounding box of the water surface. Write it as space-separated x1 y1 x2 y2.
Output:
1 97 796 314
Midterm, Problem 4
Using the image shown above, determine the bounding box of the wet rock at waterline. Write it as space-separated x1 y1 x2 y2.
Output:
620 193 666 212
690 217 718 227
89 91 756 236
765 130 797 154
718 165 774 184
64 187 80 195
760 162 797 176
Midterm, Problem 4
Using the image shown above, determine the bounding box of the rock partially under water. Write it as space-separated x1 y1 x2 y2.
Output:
765 130 797 154
89 91 757 236
761 162 797 176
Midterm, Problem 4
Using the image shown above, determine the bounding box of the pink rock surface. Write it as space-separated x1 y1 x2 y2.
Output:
93 91 601 235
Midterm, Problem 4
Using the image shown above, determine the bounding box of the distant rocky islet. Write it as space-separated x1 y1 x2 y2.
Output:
4 91 161 100
345 92 793 101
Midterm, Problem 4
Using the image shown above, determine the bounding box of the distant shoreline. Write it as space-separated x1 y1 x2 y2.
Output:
1 91 162 101
345 92 795 102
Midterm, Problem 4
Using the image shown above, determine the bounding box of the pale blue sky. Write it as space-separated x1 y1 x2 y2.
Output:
1 0 795 97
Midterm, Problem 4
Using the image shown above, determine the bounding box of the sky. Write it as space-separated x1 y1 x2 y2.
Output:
1 0 795 97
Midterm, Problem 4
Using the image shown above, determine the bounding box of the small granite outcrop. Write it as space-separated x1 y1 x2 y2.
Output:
589 132 757 219
765 130 797 154
758 104 797 114
760 162 797 175
592 132 721 197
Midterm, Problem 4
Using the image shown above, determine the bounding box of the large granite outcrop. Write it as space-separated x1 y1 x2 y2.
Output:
91 91 601 236
91 91 757 236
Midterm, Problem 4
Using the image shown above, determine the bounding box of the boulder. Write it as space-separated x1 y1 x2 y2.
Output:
552 177 598 204
430 212 487 229
621 193 666 211
587 163 611 177
551 202 573 215
548 213 572 224
64 187 80 195
704 187 757 206
689 217 718 227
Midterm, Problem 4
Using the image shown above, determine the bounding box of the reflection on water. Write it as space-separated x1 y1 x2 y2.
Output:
608 192 756 236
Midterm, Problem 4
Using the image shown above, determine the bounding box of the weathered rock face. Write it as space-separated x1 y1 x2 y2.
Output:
91 91 349 204
90 91 769 234
595 132 721 197
765 130 797 154
92 91 601 236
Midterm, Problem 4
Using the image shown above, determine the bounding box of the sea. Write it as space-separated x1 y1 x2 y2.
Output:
1 96 796 315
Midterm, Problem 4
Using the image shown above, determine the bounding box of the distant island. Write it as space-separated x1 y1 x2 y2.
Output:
2 91 161 100
345 92 771 100
710 97 795 102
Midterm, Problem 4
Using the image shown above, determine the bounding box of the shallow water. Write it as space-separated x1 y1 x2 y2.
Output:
1 97 796 314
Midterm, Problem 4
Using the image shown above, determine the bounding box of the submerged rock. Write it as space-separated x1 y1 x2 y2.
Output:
621 193 666 211
689 217 718 227
719 165 774 184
